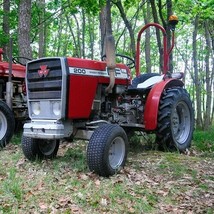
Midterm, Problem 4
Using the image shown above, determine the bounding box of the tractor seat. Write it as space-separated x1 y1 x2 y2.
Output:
127 73 162 94
137 75 163 88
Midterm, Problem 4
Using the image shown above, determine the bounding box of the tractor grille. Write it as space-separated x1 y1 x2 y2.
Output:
27 58 62 99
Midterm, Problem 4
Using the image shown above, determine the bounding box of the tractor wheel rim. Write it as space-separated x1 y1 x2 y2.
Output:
0 112 7 139
172 101 191 145
108 136 125 169
39 140 57 155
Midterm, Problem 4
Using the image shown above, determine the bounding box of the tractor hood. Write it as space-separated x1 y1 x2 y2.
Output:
0 61 25 78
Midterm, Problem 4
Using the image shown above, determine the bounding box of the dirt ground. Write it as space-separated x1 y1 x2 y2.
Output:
0 141 214 213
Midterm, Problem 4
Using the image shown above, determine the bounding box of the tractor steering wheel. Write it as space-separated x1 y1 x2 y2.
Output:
101 53 135 69
12 57 32 66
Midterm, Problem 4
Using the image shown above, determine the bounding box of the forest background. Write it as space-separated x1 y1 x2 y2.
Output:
0 0 214 130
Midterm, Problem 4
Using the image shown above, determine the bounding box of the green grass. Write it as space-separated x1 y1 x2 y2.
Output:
193 126 214 152
0 129 213 213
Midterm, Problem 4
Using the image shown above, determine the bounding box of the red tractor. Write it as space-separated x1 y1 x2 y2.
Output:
21 16 194 176
0 48 28 148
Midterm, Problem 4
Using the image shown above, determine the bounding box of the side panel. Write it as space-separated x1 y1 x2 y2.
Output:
67 57 130 119
144 79 184 130
68 75 98 119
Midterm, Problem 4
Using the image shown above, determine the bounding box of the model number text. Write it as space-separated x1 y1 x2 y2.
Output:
74 68 86 74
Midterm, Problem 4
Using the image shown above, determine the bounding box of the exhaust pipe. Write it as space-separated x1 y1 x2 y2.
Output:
6 38 13 109
104 0 116 94
105 35 116 94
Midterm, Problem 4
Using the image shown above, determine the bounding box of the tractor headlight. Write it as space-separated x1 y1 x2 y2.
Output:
52 101 61 116
31 102 41 115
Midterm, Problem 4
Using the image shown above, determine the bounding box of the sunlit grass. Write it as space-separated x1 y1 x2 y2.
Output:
193 126 214 153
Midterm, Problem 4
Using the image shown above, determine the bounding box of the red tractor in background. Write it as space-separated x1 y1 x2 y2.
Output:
21 16 194 177
0 48 28 148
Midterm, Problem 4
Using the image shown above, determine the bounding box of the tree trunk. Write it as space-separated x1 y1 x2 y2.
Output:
56 15 63 56
204 20 213 130
143 1 151 73
66 15 79 57
73 14 81 58
150 0 163 73
211 35 214 123
63 26 69 56
82 9 86 58
157 0 166 29
88 15 95 59
183 38 189 85
38 0 45 58
166 0 173 72
114 0 136 59
99 6 107 57
3 0 10 59
18 0 32 63
193 15 202 129
157 0 173 72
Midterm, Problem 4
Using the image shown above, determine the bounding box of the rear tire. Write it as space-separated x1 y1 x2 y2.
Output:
156 87 194 152
0 101 15 148
22 135 59 160
87 124 128 177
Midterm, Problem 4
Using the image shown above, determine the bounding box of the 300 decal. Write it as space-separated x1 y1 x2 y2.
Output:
74 68 86 74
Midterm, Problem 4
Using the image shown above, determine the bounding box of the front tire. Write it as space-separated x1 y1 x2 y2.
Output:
22 136 60 160
156 87 194 152
0 101 15 148
87 124 128 177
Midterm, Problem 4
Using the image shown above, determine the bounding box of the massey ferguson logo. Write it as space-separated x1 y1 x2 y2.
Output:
38 65 49 77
